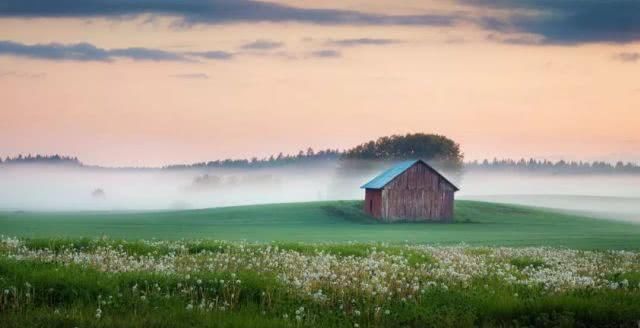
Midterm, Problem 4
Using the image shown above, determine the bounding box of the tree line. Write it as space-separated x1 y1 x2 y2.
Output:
467 158 640 174
166 133 464 170
2 132 639 174
1 154 82 165
164 148 342 170
3 153 639 174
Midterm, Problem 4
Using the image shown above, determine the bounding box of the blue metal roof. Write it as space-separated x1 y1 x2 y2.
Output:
360 160 419 189
360 159 459 191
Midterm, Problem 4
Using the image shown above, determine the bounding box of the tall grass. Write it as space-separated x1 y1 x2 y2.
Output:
1 237 640 327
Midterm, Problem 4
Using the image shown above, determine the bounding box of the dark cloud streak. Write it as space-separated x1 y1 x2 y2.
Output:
109 47 186 61
310 49 341 58
3 1 636 45
0 40 231 62
327 38 400 47
187 51 234 60
240 39 284 50
0 0 457 26
463 0 640 44
0 41 113 61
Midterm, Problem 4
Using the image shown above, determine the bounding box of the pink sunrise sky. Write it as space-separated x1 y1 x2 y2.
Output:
1 0 639 166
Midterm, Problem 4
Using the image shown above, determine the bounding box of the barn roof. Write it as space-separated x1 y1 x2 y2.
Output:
360 159 459 191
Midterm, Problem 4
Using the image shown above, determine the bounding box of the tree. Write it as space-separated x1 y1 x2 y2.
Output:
342 133 464 169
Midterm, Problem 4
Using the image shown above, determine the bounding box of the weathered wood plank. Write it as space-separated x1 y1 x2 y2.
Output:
370 161 455 222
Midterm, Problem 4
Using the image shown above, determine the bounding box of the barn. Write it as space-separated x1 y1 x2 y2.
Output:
361 159 459 222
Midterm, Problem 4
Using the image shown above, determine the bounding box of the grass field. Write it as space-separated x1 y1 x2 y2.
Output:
2 201 640 327
1 237 640 327
2 200 640 249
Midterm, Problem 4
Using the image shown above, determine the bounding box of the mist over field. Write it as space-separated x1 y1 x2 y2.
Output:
459 173 640 222
1 163 638 222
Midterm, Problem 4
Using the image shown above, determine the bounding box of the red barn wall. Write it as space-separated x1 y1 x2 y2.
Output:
378 162 455 222
364 188 382 218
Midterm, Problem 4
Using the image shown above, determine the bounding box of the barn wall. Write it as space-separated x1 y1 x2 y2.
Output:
364 188 382 218
379 163 455 222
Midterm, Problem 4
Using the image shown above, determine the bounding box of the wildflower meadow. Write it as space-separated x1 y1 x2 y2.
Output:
1 236 639 327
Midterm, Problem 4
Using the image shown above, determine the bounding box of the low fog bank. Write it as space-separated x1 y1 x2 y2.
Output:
462 194 640 222
459 172 640 222
0 163 352 211
0 164 639 221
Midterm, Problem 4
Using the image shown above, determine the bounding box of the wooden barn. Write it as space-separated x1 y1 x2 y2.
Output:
361 160 459 222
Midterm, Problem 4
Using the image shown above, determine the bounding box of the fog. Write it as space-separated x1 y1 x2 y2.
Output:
459 173 640 222
0 164 639 222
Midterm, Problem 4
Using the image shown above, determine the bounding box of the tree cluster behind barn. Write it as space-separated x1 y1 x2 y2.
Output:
362 160 459 222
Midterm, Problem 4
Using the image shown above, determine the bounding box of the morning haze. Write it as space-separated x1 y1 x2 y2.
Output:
1 1 640 327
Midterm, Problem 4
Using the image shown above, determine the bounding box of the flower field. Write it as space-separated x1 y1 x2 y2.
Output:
1 236 640 327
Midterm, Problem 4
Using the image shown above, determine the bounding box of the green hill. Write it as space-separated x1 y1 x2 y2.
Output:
1 200 640 249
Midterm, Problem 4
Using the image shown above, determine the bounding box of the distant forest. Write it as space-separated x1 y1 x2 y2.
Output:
166 133 464 170
164 148 342 169
1 154 82 166
2 133 639 174
466 158 640 174
3 153 640 174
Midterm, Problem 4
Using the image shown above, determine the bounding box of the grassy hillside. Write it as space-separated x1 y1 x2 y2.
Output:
1 200 640 249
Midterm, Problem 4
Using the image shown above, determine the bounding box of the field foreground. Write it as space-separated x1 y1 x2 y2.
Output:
1 237 640 327
2 200 640 249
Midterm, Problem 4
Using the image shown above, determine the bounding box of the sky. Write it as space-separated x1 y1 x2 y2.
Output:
1 0 639 167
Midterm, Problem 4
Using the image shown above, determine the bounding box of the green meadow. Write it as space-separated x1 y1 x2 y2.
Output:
2 201 640 327
1 200 640 249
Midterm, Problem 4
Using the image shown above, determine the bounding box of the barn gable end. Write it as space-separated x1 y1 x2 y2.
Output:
362 160 458 222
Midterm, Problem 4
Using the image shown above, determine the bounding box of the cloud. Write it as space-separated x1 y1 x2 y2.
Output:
187 51 234 60
6 1 635 46
240 40 284 50
462 0 640 44
0 40 232 62
613 52 640 63
310 49 341 58
0 40 187 61
485 33 543 45
0 0 458 27
0 40 111 61
170 73 209 79
327 38 400 47
0 39 343 63
109 47 187 61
